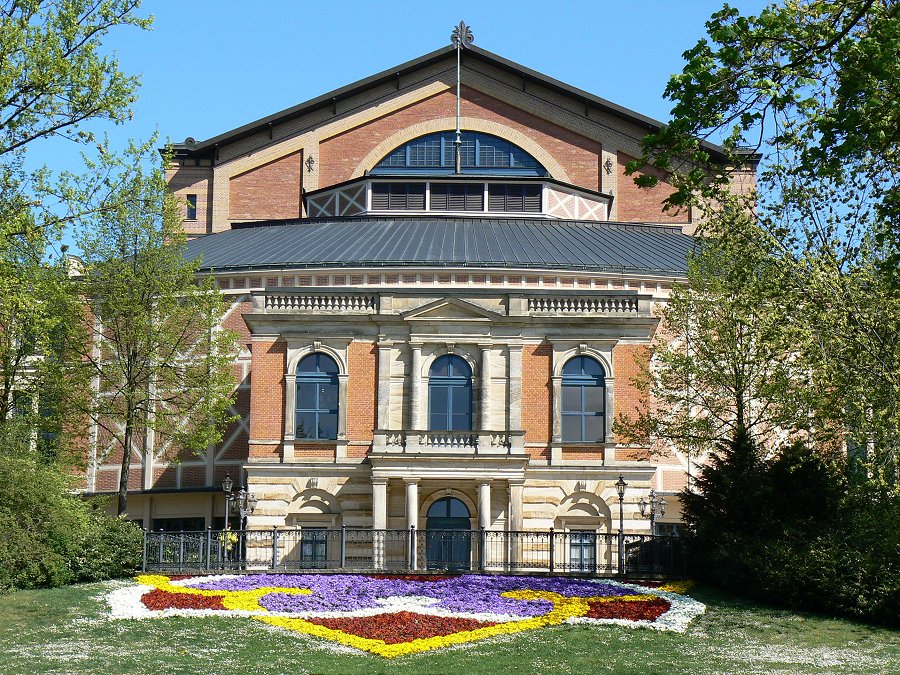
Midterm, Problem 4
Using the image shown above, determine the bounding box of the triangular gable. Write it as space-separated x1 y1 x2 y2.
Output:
170 44 730 165
402 297 502 322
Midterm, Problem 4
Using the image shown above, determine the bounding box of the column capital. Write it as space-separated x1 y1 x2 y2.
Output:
371 477 388 486
507 478 526 487
403 477 420 485
477 342 493 351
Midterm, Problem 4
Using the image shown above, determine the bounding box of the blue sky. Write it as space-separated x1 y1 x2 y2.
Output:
32 0 768 252
36 0 768 166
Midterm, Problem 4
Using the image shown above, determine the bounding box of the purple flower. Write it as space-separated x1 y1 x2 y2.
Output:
185 574 632 617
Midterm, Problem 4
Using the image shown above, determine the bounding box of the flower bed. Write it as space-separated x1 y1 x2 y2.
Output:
107 574 704 658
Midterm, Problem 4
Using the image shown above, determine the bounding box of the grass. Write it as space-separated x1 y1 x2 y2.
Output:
0 579 897 674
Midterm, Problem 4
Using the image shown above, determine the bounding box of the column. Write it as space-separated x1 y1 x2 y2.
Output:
372 479 388 529
409 343 422 429
405 480 419 530
372 478 388 570
508 480 524 531
376 339 393 431
508 344 524 453
550 373 563 464
479 344 492 430
508 480 524 568
478 481 492 529
405 479 419 570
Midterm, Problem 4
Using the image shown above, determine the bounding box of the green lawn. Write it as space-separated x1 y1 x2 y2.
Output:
0 580 896 674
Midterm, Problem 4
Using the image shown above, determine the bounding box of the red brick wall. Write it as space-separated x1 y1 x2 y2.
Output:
613 343 650 443
617 447 651 462
347 341 377 443
662 471 687 491
616 151 690 224
522 342 552 445
249 340 285 458
526 447 550 460
561 447 605 461
347 444 370 459
180 465 207 488
294 444 335 459
154 467 177 488
319 87 602 192
166 164 212 236
229 151 303 221
222 299 253 352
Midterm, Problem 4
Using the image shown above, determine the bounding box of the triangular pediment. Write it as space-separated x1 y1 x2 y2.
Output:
402 297 501 322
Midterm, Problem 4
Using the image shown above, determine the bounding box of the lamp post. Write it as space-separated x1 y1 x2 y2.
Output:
638 489 667 535
222 473 258 531
615 475 627 575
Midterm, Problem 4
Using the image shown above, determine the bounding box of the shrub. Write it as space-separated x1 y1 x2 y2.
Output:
682 433 898 626
0 443 142 592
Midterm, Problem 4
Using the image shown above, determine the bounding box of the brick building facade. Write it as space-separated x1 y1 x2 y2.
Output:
87 42 754 548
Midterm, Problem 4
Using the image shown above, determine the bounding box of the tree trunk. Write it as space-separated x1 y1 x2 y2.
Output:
117 416 133 516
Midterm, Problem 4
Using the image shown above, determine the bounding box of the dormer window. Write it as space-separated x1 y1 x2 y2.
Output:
372 131 546 176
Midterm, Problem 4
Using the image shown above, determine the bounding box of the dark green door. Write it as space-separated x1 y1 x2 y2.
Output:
426 497 471 570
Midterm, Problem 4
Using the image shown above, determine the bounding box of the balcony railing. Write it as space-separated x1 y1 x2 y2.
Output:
143 528 686 577
375 429 525 454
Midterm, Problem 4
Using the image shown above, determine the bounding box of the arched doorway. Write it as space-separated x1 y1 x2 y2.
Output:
425 496 471 570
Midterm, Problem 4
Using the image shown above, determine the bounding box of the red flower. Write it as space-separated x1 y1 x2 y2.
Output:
141 589 226 611
586 598 671 622
307 611 496 644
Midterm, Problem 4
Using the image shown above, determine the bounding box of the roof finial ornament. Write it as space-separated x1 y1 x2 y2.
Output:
450 21 474 49
451 21 474 174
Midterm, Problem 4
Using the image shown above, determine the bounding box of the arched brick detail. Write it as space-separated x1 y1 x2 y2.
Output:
351 117 570 183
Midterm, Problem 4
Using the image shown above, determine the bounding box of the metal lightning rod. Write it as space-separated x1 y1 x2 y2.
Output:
451 21 473 174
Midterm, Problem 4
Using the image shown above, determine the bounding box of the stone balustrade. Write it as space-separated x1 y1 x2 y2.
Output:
262 293 378 313
373 429 525 455
527 295 639 314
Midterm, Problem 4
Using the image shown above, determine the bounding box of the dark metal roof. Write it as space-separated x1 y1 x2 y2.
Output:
169 44 735 164
185 217 694 276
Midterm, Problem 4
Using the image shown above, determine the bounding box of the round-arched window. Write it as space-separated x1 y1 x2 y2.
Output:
295 353 339 440
561 356 606 443
428 355 472 431
371 131 547 176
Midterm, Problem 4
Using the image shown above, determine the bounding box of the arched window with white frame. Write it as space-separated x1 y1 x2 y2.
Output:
295 353 339 440
561 355 606 443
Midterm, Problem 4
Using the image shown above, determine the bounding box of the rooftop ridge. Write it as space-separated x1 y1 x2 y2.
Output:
228 216 690 236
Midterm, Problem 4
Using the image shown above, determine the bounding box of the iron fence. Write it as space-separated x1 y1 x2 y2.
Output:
143 527 685 577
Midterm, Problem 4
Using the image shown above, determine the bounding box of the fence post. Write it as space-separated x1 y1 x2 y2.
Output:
340 526 346 569
618 531 625 576
479 527 486 571
142 529 148 572
158 532 163 569
409 526 417 571
205 528 212 571
178 530 185 572
549 528 555 574
271 526 279 571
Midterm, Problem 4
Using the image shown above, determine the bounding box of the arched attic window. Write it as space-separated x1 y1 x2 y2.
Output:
371 131 547 176
561 356 606 443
